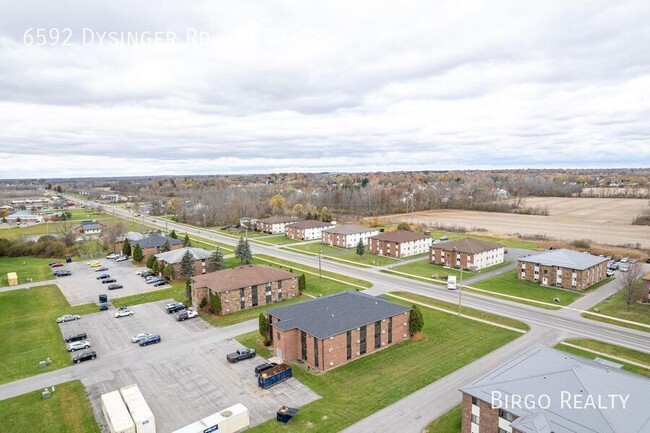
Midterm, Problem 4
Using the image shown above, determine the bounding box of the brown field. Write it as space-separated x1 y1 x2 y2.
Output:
379 197 650 249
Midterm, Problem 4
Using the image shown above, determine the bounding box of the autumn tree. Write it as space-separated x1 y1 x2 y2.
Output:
291 203 304 217
269 194 286 215
397 222 411 231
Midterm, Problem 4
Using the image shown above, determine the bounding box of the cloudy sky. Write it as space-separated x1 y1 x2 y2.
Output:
0 0 649 178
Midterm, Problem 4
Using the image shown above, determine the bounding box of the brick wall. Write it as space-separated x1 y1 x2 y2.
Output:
517 260 607 290
209 277 299 315
478 399 500 432
286 226 303 240
460 393 472 433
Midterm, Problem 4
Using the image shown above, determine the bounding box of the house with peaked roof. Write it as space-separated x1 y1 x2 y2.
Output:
368 230 433 258
460 344 650 433
285 220 336 241
155 247 212 280
267 291 411 372
322 224 380 248
518 249 607 290
127 235 184 260
73 220 106 235
256 216 302 234
431 238 505 270
190 264 298 313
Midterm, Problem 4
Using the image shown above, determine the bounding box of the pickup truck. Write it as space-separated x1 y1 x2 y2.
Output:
226 348 256 363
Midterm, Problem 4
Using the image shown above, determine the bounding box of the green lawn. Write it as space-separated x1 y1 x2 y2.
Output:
199 295 308 327
38 207 106 221
384 260 512 283
424 405 461 433
0 256 59 286
0 217 151 240
428 231 540 250
179 232 235 252
390 292 529 331
217 228 268 238
113 281 188 308
556 339 650 378
251 234 302 245
0 380 100 433
583 288 650 331
284 243 400 267
238 297 520 433
0 285 97 384
470 270 583 309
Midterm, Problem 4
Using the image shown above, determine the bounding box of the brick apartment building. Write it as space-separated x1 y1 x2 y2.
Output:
268 291 411 372
154 247 212 280
321 224 380 248
190 264 298 314
256 216 302 234
460 344 650 433
368 230 433 258
430 238 504 271
127 235 184 260
285 220 336 241
517 249 607 290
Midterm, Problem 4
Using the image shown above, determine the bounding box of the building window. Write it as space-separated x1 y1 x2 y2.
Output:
471 396 478 406
499 409 515 422
360 325 367 355
374 321 381 349
240 288 245 310
266 289 271 304
471 414 479 424
301 331 307 361
388 317 392 344
276 331 280 341
314 336 319 368
498 429 508 433
251 285 258 307
346 331 352 360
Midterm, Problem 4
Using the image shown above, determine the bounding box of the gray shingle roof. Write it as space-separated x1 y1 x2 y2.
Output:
322 224 379 235
131 235 183 249
519 249 607 270
432 238 503 254
286 220 335 229
155 247 212 264
461 344 650 433
369 230 429 243
269 291 410 339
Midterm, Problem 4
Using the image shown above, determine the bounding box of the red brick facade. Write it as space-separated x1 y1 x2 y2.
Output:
158 257 207 281
461 393 519 433
517 260 607 290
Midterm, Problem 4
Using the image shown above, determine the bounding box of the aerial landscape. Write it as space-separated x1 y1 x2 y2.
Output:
1 1 649 433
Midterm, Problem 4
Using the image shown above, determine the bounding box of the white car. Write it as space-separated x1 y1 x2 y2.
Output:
620 257 629 263
115 308 134 318
115 256 128 262
106 253 119 260
56 314 81 323
187 309 198 319
131 333 152 343
67 341 91 352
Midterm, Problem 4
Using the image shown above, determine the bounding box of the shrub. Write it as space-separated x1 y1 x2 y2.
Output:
570 239 591 250
199 297 208 309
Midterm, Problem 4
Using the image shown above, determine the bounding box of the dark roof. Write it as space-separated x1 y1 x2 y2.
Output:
131 235 183 249
322 224 379 235
286 220 335 229
433 238 503 254
369 230 429 243
461 344 650 433
192 265 296 293
269 291 410 339
258 216 301 224
77 221 104 230
519 249 607 270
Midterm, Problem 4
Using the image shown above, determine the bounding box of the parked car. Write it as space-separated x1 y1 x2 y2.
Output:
254 362 278 375
89 262 101 268
608 263 619 270
95 266 108 272
146 278 163 285
606 269 615 277
115 308 134 318
620 257 629 263
145 275 159 282
54 270 72 277
629 258 637 264
131 333 152 343
72 350 96 363
440 236 449 241
65 332 87 343
135 269 148 275
176 309 198 321
115 256 128 262
102 278 117 284
66 340 91 352
140 271 154 278
56 314 81 323
153 280 166 287
99 303 109 311
620 263 630 272
227 348 256 363
646 258 650 264
106 253 119 260
139 334 161 346
108 283 123 290
166 302 187 314
49 262 64 267
432 239 441 245
97 274 110 280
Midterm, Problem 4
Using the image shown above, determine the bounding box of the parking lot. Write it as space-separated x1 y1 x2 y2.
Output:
53 258 169 306
58 302 320 432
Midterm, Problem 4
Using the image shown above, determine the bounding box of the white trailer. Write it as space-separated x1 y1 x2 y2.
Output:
447 275 457 290
172 404 249 433
101 391 136 433
120 384 156 433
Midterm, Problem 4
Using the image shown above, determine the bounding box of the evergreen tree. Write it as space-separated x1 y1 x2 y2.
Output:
161 239 171 252
210 291 221 315
207 248 225 272
151 260 160 274
298 273 306 294
259 313 268 338
409 304 424 336
132 244 144 262
235 237 245 262
122 238 132 257
163 264 175 280
183 233 191 247
180 250 196 280
240 239 253 264
356 239 365 256
169 230 178 239
146 254 157 269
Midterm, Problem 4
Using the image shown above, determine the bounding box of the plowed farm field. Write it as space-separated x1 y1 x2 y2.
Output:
379 197 650 248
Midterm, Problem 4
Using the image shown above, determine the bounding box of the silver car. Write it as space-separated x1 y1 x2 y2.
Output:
131 333 152 343
56 314 81 323
115 308 134 318
67 340 91 352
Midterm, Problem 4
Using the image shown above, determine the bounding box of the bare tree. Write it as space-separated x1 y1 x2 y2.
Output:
102 221 126 253
620 263 644 310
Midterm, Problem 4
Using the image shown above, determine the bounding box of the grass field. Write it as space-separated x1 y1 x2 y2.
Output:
217 228 268 238
178 232 235 252
384 260 512 283
470 270 583 309
38 208 106 221
0 285 96 384
424 405 461 433
0 256 59 286
251 234 301 245
584 289 650 331
285 242 400 267
556 339 650 378
238 296 520 433
0 380 100 433
113 281 188 308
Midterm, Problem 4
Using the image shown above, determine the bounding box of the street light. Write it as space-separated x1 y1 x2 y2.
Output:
318 249 323 278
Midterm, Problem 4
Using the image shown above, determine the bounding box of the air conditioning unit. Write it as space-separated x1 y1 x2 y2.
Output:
329 348 333 353
329 361 334 367
356 352 360 356
356 339 360 343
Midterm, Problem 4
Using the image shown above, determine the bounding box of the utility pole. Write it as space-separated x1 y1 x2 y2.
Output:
318 249 323 278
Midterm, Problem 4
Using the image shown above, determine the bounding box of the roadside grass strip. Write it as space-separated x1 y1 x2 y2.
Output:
558 342 650 370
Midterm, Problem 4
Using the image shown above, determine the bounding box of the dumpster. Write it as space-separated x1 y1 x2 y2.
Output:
276 406 298 424
258 363 292 389
65 257 72 263
99 294 108 303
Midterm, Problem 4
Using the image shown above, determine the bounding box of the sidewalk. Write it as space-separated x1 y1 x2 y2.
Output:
0 280 53 293
564 277 620 314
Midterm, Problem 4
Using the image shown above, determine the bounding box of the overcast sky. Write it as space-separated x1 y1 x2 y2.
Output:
0 1 649 178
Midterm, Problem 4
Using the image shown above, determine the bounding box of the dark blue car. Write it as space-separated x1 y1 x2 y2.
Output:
139 334 161 346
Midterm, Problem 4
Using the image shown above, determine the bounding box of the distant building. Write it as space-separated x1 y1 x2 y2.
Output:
430 238 505 270
190 265 298 313
322 224 380 248
128 235 184 260
460 344 650 433
641 273 650 303
256 216 301 234
73 220 105 235
368 230 433 258
239 217 258 230
268 291 411 372
518 249 607 290
285 220 336 241
155 247 213 280
4 210 43 223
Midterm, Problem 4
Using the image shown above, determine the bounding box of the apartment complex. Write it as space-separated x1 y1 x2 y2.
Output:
256 216 302 234
430 238 504 270
368 230 433 258
285 220 336 240
321 224 380 248
518 249 607 290
128 235 184 260
154 247 213 279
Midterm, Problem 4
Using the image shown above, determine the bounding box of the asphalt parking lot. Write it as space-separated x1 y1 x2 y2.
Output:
59 302 320 432
53 258 170 306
